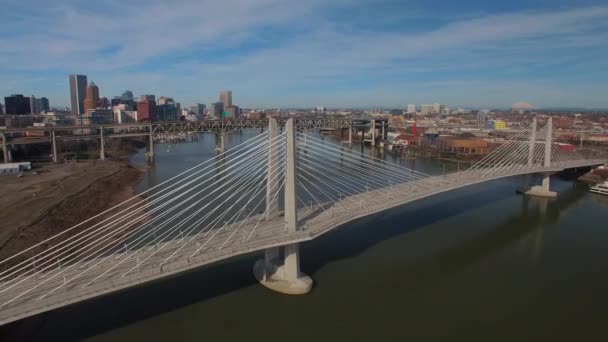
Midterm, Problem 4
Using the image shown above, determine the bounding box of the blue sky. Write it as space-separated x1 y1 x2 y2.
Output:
1 0 608 109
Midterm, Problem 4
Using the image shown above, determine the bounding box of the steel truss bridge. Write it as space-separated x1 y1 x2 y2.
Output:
0 117 603 325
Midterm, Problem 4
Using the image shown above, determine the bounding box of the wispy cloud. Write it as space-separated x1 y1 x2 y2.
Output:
1 1 607 107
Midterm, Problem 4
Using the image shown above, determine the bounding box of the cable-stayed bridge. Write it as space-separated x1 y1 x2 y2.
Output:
0 117 604 325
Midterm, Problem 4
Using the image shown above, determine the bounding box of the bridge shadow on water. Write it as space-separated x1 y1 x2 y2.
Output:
0 177 586 341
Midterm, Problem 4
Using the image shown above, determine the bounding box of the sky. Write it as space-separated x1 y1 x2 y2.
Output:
1 0 608 109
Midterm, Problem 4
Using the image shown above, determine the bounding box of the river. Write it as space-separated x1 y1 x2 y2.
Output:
10 130 608 341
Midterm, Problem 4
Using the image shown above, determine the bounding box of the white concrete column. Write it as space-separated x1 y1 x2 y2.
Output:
371 120 376 146
1 133 7 164
544 117 552 168
283 244 300 281
266 118 279 220
51 130 58 163
541 175 551 192
147 124 155 163
285 118 298 233
348 120 352 145
527 117 537 166
381 121 385 141
264 118 280 267
99 126 105 161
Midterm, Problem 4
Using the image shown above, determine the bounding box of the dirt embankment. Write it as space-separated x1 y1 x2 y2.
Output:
0 161 143 264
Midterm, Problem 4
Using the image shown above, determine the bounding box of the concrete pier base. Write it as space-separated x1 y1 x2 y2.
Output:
253 259 313 295
254 245 313 295
524 175 557 198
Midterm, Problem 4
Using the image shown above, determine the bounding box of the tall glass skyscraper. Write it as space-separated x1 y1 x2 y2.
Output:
69 74 87 115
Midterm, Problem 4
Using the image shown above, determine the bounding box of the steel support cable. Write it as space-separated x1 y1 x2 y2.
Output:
504 126 550 173
483 136 539 178
0 133 273 283
22 150 272 304
297 133 432 180
297 159 370 207
486 130 542 176
299 132 433 180
298 135 432 181
297 141 432 190
138 159 279 274
80 149 273 283
216 169 285 251
296 171 341 205
186 152 285 244
467 126 534 172
467 125 534 171
297 150 390 191
43 151 274 296
296 140 422 186
0 140 276 305
476 127 538 177
295 179 331 218
0 132 270 270
172 156 287 261
297 155 389 205
197 146 288 252
296 147 430 192
244 176 288 242
296 166 368 211
208 169 285 251
0 136 279 290
73 139 278 268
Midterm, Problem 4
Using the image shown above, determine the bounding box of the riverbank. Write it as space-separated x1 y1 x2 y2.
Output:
0 160 143 267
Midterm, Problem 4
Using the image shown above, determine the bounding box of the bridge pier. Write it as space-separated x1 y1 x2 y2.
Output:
99 126 105 161
254 118 312 295
525 174 557 198
1 133 8 164
51 130 58 163
215 133 226 152
146 124 155 163
371 120 376 146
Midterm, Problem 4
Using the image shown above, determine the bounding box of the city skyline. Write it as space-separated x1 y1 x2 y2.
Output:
1 0 608 109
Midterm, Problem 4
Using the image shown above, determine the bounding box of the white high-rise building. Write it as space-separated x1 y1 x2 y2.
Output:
421 104 434 115
433 103 441 113
407 104 416 114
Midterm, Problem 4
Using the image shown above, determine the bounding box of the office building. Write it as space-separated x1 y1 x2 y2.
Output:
155 104 178 121
407 104 416 114
83 109 114 125
158 96 175 105
421 104 434 115
84 81 100 113
4 94 30 115
209 102 224 119
28 96 50 114
189 103 205 114
137 96 156 122
114 108 138 124
220 91 232 108
140 95 155 102
0 103 4 115
226 105 240 118
69 74 87 115
36 97 50 113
